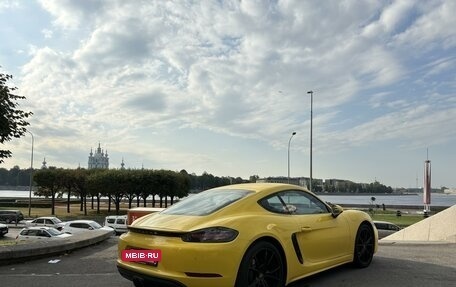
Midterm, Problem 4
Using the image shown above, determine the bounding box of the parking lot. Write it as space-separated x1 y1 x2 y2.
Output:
1 233 455 287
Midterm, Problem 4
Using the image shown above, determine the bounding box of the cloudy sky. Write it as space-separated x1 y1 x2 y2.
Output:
1 0 455 189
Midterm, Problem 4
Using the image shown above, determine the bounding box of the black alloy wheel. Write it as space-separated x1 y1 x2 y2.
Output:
235 241 285 287
353 223 375 268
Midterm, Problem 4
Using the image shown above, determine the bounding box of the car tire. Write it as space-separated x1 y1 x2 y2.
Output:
235 241 285 287
353 223 375 268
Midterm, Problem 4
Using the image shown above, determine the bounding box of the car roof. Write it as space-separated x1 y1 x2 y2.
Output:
34 216 59 219
212 183 310 194
373 220 398 225
65 220 96 224
105 215 127 219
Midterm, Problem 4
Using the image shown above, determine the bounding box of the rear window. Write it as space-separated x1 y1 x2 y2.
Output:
162 189 253 216
89 222 102 229
53 218 62 223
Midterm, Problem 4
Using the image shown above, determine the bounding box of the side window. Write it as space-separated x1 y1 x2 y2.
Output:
376 223 387 230
28 230 40 236
279 190 329 215
70 223 86 229
117 219 125 224
36 219 44 224
260 190 329 215
107 218 115 224
45 219 53 225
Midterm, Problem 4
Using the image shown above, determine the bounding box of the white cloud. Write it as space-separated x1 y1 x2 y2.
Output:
41 28 53 39
38 0 104 30
2 0 455 187
362 0 416 38
0 0 20 11
394 0 456 50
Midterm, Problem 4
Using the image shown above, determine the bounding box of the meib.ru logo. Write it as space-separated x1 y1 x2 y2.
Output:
122 249 162 266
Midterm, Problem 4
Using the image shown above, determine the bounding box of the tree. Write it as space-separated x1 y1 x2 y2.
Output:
33 168 61 215
0 72 33 163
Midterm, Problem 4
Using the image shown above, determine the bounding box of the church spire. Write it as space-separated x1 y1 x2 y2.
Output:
41 157 47 169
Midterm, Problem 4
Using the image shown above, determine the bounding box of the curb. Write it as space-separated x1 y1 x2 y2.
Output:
0 229 114 265
379 240 454 246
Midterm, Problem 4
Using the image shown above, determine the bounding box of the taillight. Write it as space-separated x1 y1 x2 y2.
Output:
181 227 238 243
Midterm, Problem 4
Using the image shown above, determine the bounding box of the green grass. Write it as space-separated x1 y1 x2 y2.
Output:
344 208 429 227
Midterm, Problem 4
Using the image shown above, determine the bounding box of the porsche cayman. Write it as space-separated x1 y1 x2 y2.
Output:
117 183 377 287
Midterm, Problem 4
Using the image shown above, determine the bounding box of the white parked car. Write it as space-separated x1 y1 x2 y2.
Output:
104 215 127 234
62 220 115 235
26 216 65 230
16 226 72 241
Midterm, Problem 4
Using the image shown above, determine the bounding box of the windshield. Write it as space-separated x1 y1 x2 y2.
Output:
162 189 253 216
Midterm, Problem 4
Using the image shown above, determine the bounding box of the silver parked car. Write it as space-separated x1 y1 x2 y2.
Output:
25 216 65 230
16 226 72 241
0 210 24 223
62 220 115 235
374 220 401 239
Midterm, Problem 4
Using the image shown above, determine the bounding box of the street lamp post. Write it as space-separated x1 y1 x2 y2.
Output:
307 90 313 192
27 131 34 217
287 132 297 183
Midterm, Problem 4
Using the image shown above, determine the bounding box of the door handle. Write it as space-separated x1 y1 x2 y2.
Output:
301 226 312 232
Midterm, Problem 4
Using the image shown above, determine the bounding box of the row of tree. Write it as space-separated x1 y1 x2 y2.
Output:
0 166 32 186
1 166 395 196
0 166 248 192
321 180 394 194
31 168 195 215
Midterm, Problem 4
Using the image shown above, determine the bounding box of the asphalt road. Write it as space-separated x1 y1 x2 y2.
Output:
0 236 454 287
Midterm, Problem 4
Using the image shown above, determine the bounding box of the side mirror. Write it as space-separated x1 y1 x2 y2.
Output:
328 203 343 218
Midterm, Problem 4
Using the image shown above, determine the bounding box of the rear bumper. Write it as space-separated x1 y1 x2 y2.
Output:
117 265 186 287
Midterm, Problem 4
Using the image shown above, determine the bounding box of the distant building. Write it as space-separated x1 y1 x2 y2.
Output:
256 177 311 189
88 143 109 169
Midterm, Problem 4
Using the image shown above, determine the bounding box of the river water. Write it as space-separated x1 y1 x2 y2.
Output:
1 189 456 207
318 193 456 207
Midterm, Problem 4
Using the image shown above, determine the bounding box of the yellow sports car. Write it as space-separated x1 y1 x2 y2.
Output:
117 183 377 287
